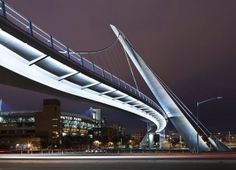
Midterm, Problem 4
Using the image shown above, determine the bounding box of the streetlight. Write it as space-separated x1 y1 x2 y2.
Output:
196 96 223 153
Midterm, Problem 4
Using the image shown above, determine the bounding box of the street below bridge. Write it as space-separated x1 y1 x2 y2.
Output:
0 153 236 170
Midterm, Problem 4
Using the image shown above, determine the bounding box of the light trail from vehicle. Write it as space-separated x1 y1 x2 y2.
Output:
1 153 236 160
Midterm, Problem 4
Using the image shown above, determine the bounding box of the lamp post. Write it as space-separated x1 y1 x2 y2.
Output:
196 96 223 153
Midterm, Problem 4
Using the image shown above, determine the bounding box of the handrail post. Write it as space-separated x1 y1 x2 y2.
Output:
28 20 33 36
110 74 113 82
102 69 105 77
67 47 70 59
118 78 121 86
81 57 84 66
1 0 6 18
92 63 95 72
50 35 54 48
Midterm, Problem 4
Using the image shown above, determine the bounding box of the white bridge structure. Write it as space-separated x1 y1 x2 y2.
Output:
0 0 166 138
0 0 230 152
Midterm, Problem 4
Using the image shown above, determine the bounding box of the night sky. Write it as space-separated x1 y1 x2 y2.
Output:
1 0 236 133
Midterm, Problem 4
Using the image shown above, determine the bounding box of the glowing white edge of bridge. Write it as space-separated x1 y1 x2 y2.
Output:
0 28 166 133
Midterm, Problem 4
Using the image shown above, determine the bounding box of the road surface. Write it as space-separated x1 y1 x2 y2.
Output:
0 153 235 170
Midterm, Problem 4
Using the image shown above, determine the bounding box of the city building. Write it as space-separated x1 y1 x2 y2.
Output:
214 131 236 150
0 99 100 151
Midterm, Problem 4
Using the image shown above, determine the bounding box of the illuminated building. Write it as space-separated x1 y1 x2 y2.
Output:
0 99 99 151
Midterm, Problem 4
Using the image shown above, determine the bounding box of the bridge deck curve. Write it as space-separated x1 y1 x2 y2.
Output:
0 0 166 132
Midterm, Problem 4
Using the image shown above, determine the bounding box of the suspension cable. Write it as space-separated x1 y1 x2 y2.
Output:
124 38 211 137
76 33 121 55
147 64 211 137
124 50 139 90
158 76 211 135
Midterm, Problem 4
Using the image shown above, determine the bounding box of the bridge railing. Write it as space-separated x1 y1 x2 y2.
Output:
0 0 159 111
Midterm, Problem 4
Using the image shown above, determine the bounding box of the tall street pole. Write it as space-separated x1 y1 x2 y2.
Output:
196 96 223 153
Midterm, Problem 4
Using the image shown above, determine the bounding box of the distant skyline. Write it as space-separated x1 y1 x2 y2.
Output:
1 0 236 133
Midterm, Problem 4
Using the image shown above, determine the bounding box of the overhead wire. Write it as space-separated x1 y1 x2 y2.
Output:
125 37 211 138
153 70 210 137
124 50 139 90
76 33 121 55
142 54 211 138
75 31 140 90
69 25 212 139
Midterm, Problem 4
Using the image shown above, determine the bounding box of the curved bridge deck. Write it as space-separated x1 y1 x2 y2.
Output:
0 0 166 132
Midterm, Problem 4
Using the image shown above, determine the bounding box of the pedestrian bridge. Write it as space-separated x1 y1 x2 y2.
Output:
0 0 166 133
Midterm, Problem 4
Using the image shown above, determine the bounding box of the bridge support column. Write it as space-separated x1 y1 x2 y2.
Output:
111 25 209 152
148 133 154 149
139 132 155 150
158 130 166 150
139 123 155 149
